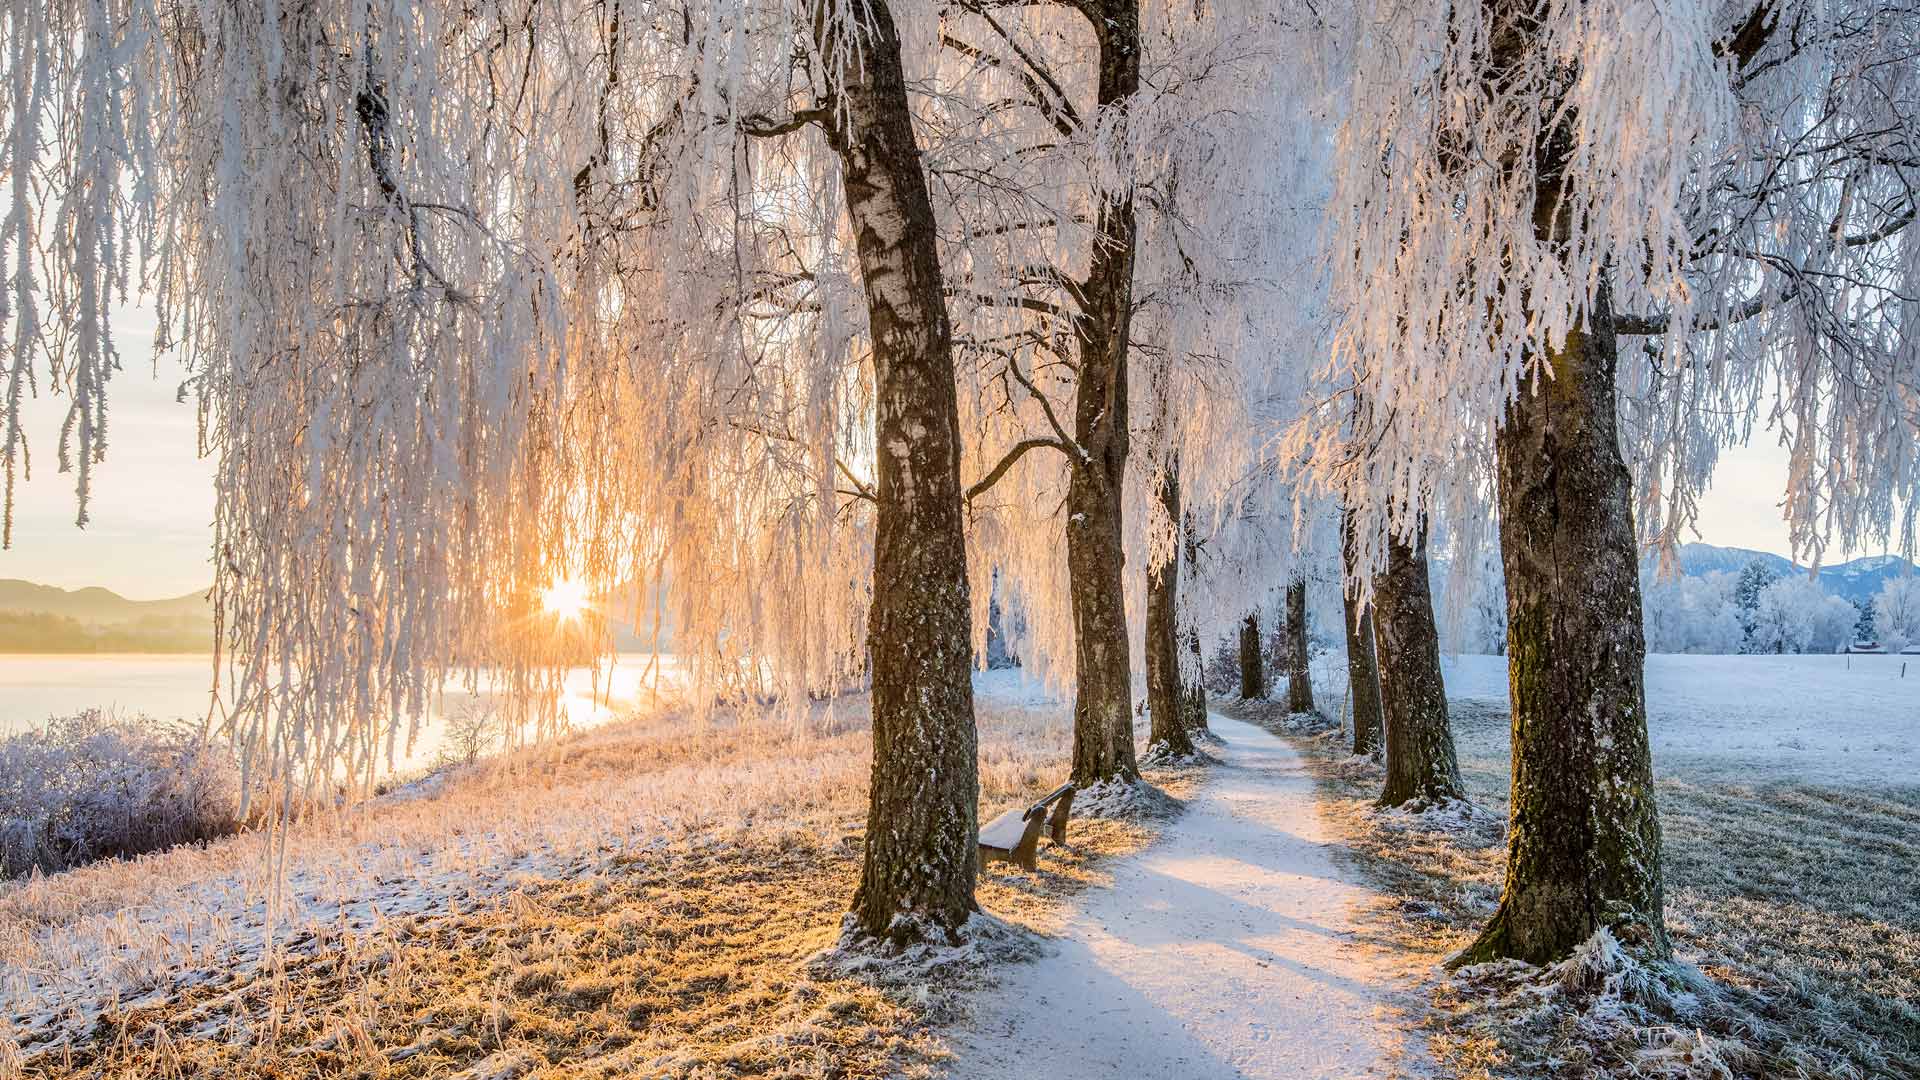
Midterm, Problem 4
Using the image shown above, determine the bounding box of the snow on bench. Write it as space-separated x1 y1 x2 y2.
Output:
978 782 1075 871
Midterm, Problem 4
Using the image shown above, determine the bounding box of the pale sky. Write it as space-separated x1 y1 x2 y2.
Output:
0 325 1876 600
4 319 217 599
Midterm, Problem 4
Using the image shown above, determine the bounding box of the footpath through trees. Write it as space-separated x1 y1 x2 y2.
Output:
949 715 1411 1077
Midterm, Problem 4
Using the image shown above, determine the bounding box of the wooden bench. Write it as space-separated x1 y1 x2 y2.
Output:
978 782 1075 871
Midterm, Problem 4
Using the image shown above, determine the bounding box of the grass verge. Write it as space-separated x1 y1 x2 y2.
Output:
1257 696 1919 1080
2 685 1203 1079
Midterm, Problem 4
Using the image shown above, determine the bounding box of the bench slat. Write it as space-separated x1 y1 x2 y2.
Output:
978 808 1033 851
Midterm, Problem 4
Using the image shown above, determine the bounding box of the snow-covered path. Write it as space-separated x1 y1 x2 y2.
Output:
948 715 1413 1079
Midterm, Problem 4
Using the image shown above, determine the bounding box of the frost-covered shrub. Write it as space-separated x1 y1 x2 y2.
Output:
1752 576 1858 655
0 711 241 878
1873 575 1920 654
433 701 502 769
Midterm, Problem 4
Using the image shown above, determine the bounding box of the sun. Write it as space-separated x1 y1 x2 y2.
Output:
540 576 591 623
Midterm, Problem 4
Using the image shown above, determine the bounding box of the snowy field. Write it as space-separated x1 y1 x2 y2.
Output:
1442 652 1920 788
1312 651 1920 1076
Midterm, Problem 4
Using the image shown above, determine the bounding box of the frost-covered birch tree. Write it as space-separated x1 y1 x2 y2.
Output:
1317 0 1920 966
927 0 1169 787
931 0 1317 787
0 0 997 945
1872 574 1920 652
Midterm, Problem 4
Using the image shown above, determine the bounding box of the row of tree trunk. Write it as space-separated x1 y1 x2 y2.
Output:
823 0 1668 972
821 0 1204 946
1235 579 1316 713
1241 521 1461 811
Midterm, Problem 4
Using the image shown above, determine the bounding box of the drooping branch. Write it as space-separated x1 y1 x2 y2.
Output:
355 81 455 294
740 107 831 137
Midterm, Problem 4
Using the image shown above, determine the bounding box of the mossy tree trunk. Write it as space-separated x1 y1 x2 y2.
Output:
1373 523 1462 807
1456 0 1670 967
1064 0 1142 788
1145 456 1195 758
817 0 978 944
1341 509 1383 760
1285 577 1315 714
1463 282 1667 964
1239 612 1265 700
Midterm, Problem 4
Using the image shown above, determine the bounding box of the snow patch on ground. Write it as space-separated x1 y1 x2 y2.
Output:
1071 776 1182 821
1270 709 1339 735
810 910 1043 994
1446 929 1757 1080
1373 796 1498 840
1139 739 1220 768
1327 752 1387 782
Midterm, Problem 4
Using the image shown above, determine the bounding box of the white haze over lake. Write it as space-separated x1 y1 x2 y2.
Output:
0 653 685 775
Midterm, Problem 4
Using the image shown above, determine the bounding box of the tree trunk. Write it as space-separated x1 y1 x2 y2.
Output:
1184 624 1209 729
817 0 978 944
1341 510 1383 760
1462 279 1668 965
1458 0 1669 966
1239 612 1265 700
1145 457 1195 758
1064 0 1141 788
1373 523 1462 807
1181 512 1209 731
1285 577 1315 714
1066 463 1136 786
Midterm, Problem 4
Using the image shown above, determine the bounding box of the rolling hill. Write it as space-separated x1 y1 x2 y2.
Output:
0 580 210 622
1655 543 1916 604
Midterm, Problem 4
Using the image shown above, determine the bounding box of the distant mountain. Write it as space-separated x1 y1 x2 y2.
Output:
1650 543 1916 604
0 577 684 654
1662 543 1795 578
0 580 210 623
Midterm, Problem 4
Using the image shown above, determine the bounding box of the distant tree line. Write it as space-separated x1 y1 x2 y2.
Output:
1436 557 1920 657
1643 561 1920 655
0 612 213 654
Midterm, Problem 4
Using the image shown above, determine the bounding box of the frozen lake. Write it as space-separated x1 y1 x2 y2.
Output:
0 653 685 774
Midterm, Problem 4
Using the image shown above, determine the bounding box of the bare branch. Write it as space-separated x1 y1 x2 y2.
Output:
965 437 1070 501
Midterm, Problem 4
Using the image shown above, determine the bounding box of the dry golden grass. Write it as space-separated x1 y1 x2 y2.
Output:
2 682 1203 1080
1265 699 1920 1080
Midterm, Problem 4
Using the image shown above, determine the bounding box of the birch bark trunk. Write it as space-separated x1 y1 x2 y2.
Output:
816 0 979 943
1181 513 1210 731
1065 0 1143 787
